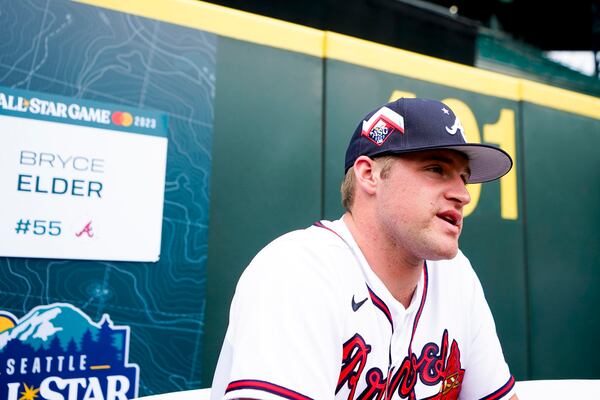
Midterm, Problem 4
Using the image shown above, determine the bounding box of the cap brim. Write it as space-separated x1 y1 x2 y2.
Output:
379 143 513 183
446 144 512 183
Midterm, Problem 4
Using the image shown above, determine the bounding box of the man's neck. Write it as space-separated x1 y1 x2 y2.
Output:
343 212 423 308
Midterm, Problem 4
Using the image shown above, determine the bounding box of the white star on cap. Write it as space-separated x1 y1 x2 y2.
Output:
442 107 450 115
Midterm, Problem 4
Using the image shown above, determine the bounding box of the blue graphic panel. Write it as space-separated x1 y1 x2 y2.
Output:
0 0 216 395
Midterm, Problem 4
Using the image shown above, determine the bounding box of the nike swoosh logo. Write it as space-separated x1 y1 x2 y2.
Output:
352 295 368 312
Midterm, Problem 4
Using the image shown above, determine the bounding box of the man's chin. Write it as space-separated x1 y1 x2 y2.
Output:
425 246 459 261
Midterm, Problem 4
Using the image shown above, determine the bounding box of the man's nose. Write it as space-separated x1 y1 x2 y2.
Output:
446 176 471 206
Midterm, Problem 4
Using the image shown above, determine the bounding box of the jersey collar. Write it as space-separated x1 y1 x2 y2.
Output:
324 218 428 330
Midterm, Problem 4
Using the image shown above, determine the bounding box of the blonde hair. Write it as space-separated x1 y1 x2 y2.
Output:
340 155 395 211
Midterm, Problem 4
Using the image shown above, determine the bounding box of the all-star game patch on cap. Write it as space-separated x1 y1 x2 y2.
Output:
344 98 513 183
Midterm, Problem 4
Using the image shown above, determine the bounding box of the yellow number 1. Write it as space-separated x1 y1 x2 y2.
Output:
483 109 518 220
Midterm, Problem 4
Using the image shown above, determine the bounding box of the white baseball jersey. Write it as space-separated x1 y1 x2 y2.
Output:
211 218 515 400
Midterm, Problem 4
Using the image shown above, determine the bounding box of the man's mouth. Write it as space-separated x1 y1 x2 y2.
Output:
436 210 462 228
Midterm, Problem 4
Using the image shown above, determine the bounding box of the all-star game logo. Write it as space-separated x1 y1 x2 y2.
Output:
0 303 139 400
361 106 405 146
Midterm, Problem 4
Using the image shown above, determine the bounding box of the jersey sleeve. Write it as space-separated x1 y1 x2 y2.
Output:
458 257 516 400
211 235 346 400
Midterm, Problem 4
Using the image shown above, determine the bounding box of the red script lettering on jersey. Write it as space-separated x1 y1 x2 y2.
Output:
336 329 464 400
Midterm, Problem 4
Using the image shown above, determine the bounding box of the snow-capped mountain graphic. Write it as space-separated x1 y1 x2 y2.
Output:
0 302 139 400
0 303 108 352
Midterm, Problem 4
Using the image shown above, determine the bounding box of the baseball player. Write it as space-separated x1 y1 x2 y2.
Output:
211 98 518 400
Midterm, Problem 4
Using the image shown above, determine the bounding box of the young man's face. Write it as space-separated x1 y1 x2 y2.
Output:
374 149 471 263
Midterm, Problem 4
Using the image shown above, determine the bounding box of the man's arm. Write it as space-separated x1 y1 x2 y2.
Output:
210 236 347 400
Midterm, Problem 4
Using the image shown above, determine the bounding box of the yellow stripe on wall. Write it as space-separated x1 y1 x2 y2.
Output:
324 32 521 102
74 0 324 57
75 0 600 120
520 80 600 120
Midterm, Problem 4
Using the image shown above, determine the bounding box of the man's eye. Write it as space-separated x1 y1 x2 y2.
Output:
427 166 443 174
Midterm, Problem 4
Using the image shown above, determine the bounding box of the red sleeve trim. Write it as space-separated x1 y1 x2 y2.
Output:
226 379 313 400
479 376 515 400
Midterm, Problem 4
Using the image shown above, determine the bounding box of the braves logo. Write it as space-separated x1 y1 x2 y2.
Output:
337 329 464 400
444 117 466 141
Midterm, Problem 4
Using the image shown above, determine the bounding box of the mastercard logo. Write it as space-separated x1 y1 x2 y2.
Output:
111 111 133 127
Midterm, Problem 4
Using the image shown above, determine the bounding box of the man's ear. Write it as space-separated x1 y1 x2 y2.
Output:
353 156 378 195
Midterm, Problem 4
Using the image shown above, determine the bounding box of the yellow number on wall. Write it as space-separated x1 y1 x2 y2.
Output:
484 109 518 220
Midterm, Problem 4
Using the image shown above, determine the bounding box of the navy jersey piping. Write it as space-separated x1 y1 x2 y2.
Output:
479 376 515 400
226 379 313 400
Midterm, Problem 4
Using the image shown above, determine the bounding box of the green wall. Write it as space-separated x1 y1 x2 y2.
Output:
521 104 600 378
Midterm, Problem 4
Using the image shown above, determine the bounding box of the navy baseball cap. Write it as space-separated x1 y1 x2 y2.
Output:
344 98 513 183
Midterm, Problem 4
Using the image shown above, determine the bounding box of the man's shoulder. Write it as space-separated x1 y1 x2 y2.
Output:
244 220 354 277
235 220 359 300
261 220 349 254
